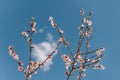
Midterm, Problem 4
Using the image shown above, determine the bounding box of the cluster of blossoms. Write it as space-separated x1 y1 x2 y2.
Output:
96 48 105 56
49 9 105 80
8 46 19 61
9 17 61 80
49 16 57 28
30 17 37 33
61 54 71 70
49 16 69 48
8 45 24 73
8 9 105 80
79 9 93 37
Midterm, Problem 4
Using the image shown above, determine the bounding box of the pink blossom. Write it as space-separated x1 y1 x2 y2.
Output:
9 49 14 56
93 63 99 69
62 54 71 62
85 32 89 37
27 29 30 33
30 45 34 48
65 71 69 75
65 62 71 70
49 16 54 21
33 22 36 28
27 38 31 42
51 21 56 28
12 54 19 61
8 45 13 50
87 20 92 26
22 32 28 37
100 64 105 70
85 27 92 37
77 55 84 63
59 29 64 34
33 70 37 74
91 60 96 63
27 75 31 79
80 66 86 71
81 24 85 28
96 50 101 56
62 54 71 70
79 30 84 36
30 61 33 66
33 61 39 68
30 21 36 28
32 27 37 33
73 54 77 59
100 48 105 51
19 61 24 65
8 46 15 56
18 66 23 71
24 70 27 75
49 16 57 28
58 37 64 43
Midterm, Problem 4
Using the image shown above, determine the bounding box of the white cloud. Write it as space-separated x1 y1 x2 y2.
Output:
32 33 57 71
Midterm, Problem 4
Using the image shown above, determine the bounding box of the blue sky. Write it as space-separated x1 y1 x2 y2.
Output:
0 0 120 80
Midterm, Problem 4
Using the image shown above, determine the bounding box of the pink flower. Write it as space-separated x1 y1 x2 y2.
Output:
8 46 15 56
22 32 28 37
85 32 89 37
91 60 96 63
85 27 92 37
100 64 105 70
51 21 57 28
12 54 19 61
8 45 13 50
18 66 23 71
100 48 105 51
62 54 71 70
58 37 64 43
27 75 31 79
30 21 36 28
59 29 64 34
33 70 37 74
27 38 31 42
65 71 69 75
87 20 92 26
33 61 39 68
77 55 84 63
30 45 34 48
83 18 86 23
49 16 57 28
96 50 101 56
81 24 85 28
19 61 24 65
49 16 54 21
78 55 82 59
62 54 71 62
27 29 30 33
30 61 33 66
24 70 27 75
80 66 86 71
9 49 14 56
32 27 37 33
